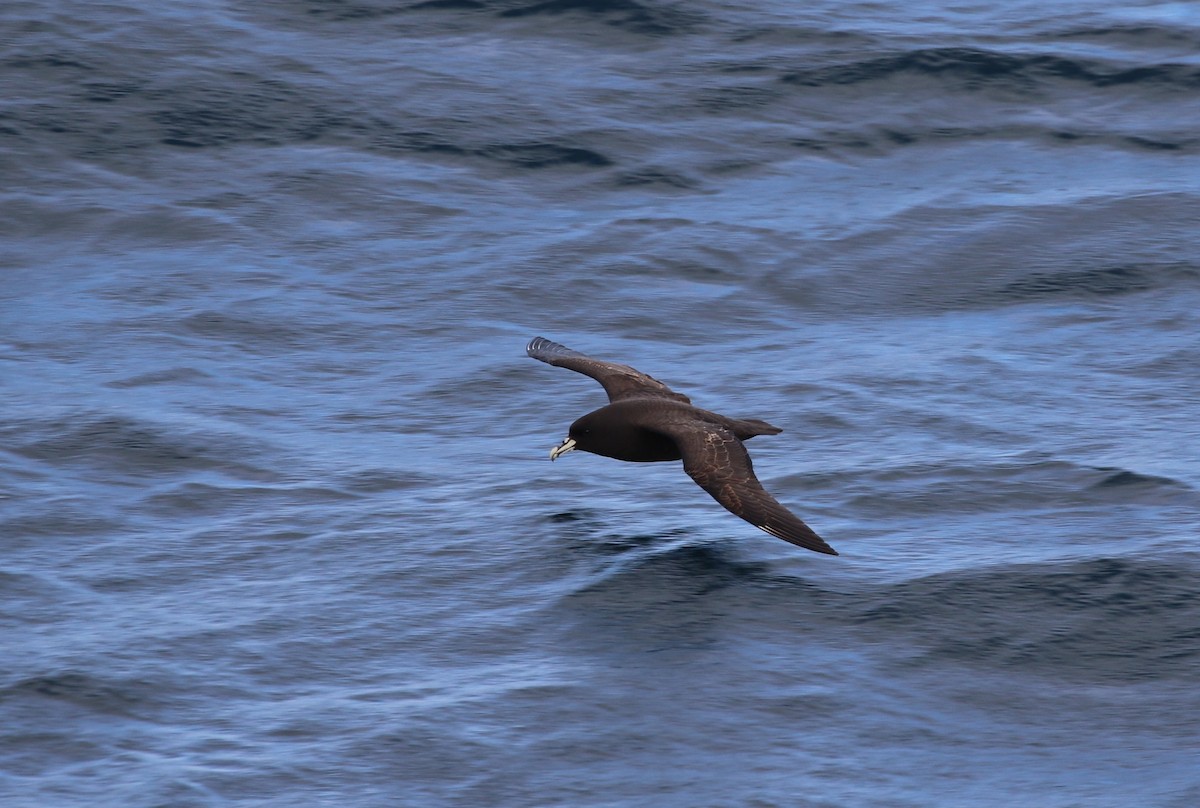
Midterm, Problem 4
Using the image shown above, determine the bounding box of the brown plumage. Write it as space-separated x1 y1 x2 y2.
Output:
527 337 837 556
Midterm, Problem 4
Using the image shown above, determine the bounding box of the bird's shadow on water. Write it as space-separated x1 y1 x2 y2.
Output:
540 509 831 654
545 507 770 588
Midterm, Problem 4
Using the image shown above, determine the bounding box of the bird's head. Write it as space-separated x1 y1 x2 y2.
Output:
549 415 598 461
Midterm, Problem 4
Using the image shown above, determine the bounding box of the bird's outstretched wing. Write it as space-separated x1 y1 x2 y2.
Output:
663 421 837 555
526 337 691 404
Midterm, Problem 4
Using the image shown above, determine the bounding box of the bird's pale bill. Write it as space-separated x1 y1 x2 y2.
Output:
549 437 577 461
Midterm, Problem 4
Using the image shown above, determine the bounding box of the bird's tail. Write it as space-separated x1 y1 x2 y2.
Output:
732 418 783 439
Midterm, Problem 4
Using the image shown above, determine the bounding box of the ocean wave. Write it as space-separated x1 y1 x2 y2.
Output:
0 670 158 717
780 46 1200 91
807 458 1195 519
995 262 1200 302
495 0 697 36
278 0 700 36
7 413 276 481
854 556 1200 683
783 125 1200 156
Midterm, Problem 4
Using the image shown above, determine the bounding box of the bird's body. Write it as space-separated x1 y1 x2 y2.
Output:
565 398 783 462
526 337 837 556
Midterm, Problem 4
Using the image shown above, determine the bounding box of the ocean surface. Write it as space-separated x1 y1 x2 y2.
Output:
3 1 1199 805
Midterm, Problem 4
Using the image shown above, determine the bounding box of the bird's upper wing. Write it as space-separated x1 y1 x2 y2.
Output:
660 421 837 555
526 337 691 404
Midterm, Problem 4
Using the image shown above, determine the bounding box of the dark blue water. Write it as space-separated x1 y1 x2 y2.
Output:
3 1 1199 805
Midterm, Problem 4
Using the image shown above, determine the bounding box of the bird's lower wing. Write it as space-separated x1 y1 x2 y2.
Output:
670 424 837 556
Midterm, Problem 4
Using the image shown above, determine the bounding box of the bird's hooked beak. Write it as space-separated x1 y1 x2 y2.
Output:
549 437 577 461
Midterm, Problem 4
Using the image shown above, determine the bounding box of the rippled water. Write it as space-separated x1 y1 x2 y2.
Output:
3 1 1199 805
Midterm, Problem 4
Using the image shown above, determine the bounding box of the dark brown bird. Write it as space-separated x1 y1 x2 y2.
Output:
527 337 837 555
